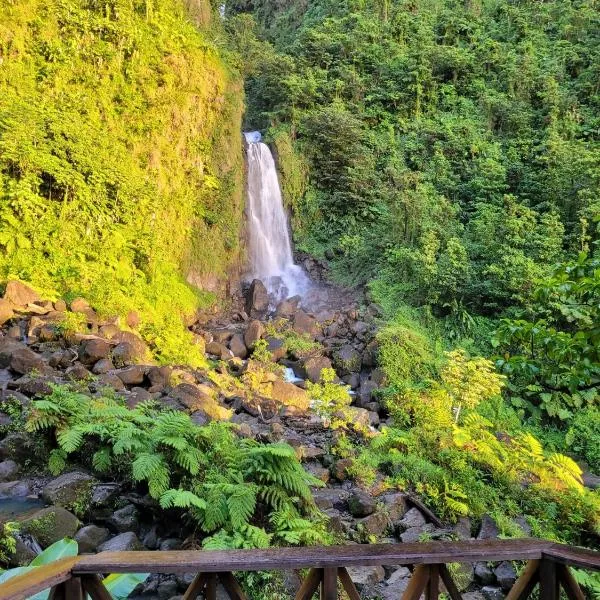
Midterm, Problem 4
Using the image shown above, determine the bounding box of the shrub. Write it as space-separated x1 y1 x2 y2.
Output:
566 407 600 473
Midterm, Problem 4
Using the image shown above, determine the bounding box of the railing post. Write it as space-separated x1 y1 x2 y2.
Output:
539 560 559 600
426 565 440 600
321 567 337 600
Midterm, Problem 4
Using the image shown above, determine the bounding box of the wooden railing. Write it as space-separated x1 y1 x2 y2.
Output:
1 539 599 600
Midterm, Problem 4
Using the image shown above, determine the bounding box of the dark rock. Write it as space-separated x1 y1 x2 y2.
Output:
513 516 532 537
331 458 354 482
275 296 301 319
111 333 149 365
92 358 114 375
13 374 54 396
381 492 408 524
49 348 78 369
474 562 496 585
116 365 147 386
244 320 264 349
400 523 435 543
0 480 31 497
0 459 19 481
4 281 40 308
228 334 248 359
10 535 38 567
21 506 80 548
481 587 505 600
142 526 159 550
75 525 110 553
333 345 361 375
398 507 427 530
478 514 499 540
246 279 269 318
159 538 182 551
98 373 125 391
190 411 208 426
312 488 350 511
292 311 318 338
147 366 172 392
9 346 47 375
41 471 95 509
157 580 178 599
98 532 144 552
65 363 92 380
494 561 517 591
303 356 332 383
0 432 39 464
79 338 111 365
212 329 233 344
357 510 389 537
454 517 472 540
108 504 140 533
91 483 121 507
241 396 279 420
265 337 286 361
206 341 232 359
348 490 376 517
111 342 137 367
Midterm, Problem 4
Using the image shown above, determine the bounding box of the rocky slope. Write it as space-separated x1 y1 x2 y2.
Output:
0 280 517 599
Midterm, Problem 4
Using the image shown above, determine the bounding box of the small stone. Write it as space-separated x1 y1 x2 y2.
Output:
244 320 264 349
75 525 110 553
98 532 144 552
54 299 67 312
70 297 91 313
454 516 472 540
270 380 309 411
206 341 232 360
159 538 182 551
126 311 140 328
107 504 139 533
275 296 300 318
481 586 505 600
381 492 408 524
65 363 92 380
398 507 427 530
312 488 350 510
348 490 376 517
92 358 114 375
494 561 517 591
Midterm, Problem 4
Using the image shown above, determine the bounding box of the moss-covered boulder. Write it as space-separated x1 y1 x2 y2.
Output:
20 506 80 548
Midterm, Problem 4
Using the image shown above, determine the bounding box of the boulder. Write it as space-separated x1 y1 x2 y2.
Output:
21 506 79 548
41 471 95 509
400 523 435 543
312 489 350 511
0 299 14 325
292 310 318 338
212 329 233 344
398 507 427 530
494 561 517 591
333 345 362 375
228 334 248 359
206 341 233 360
270 381 309 411
79 338 111 365
303 356 332 383
0 459 19 482
241 396 279 420
478 514 499 540
275 296 301 319
346 565 386 587
475 562 496 585
348 490 376 517
331 458 353 482
75 525 111 553
454 517 472 540
266 337 286 361
8 346 47 375
244 320 264 349
65 363 92 380
246 279 269 318
116 365 147 386
111 331 149 364
147 366 172 392
171 383 232 421
0 480 31 498
358 511 390 537
381 492 408 524
0 432 39 464
92 358 114 375
98 532 144 552
107 504 140 533
3 281 40 308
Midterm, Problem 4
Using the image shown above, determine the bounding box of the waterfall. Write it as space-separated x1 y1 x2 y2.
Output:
244 131 310 300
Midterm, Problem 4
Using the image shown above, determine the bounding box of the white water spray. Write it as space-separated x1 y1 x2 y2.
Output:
244 131 310 300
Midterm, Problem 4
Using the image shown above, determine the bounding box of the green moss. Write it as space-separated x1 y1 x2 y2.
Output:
0 0 244 366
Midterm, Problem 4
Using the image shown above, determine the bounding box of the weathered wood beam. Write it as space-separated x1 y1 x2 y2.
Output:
338 567 361 600
182 572 208 600
557 564 586 600
426 565 440 600
505 560 540 600
205 574 218 600
81 575 113 600
539 560 559 600
439 564 463 600
402 564 431 600
219 572 248 600
321 567 337 600
295 568 323 600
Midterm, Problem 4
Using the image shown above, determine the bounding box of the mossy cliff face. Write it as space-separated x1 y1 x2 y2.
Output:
0 0 244 364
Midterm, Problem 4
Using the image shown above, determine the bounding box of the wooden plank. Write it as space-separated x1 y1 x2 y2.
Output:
64 576 84 600
557 564 585 600
74 540 552 574
48 584 65 600
219 572 248 600
0 556 79 600
82 575 113 600
295 568 322 600
439 565 463 600
321 567 337 600
402 565 430 600
182 572 208 600
205 573 217 600
544 544 600 572
338 568 361 600
426 565 439 600
539 560 559 600
504 560 540 600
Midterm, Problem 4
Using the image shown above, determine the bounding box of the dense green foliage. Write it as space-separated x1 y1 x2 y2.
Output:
0 0 244 364
27 385 328 549
228 0 599 317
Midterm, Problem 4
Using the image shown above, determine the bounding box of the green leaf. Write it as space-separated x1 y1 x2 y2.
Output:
103 573 149 599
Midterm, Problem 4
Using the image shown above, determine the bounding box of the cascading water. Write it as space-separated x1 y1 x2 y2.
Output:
244 131 310 301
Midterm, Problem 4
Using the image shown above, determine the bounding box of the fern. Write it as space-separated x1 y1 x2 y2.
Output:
159 489 207 510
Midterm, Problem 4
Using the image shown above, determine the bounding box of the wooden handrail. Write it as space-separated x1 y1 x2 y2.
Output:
0 539 599 600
